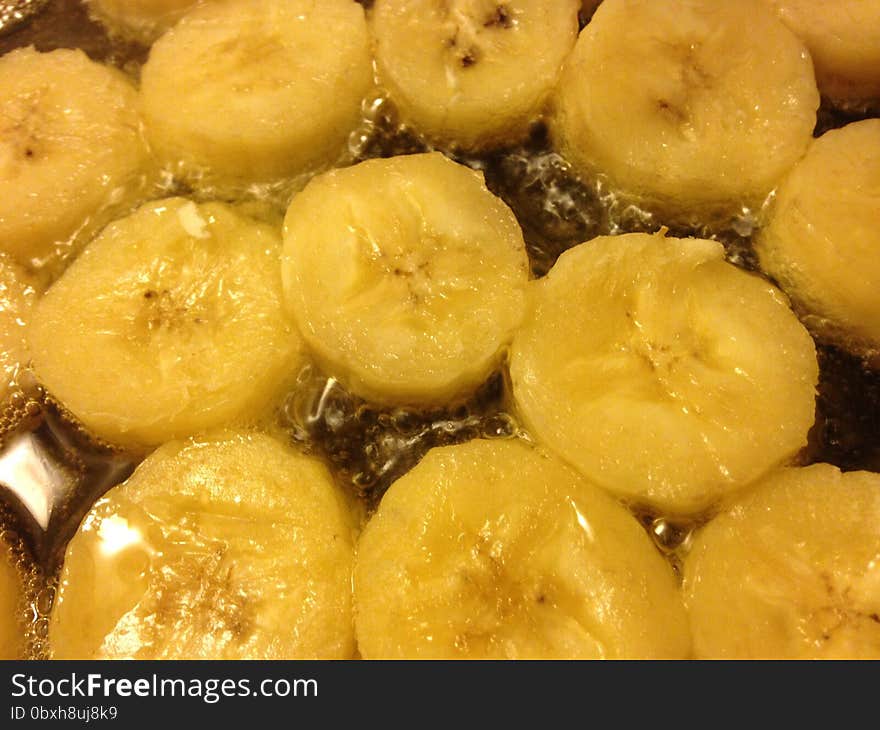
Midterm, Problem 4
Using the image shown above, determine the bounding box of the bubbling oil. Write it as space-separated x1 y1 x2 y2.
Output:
279 361 520 510
0 0 878 660
0 369 138 659
0 499 47 659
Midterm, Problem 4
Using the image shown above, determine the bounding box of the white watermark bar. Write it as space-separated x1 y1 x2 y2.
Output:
10 671 317 705
0 660 862 723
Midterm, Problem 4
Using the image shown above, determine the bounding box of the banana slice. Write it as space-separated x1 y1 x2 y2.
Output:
0 47 154 267
0 535 26 659
509 232 819 516
762 0 880 108
755 119 880 363
29 197 301 449
552 0 819 218
0 255 38 404
50 432 356 659
354 438 691 659
370 0 581 149
683 464 880 659
86 0 206 45
282 152 529 406
139 0 373 193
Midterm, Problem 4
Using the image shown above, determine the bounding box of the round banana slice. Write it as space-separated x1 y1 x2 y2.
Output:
0 535 26 659
282 152 529 406
552 0 819 218
0 47 154 267
50 432 356 659
0 256 38 404
762 0 880 108
683 464 880 659
755 119 880 363
510 232 819 516
29 198 301 449
370 0 581 149
139 0 373 192
86 0 207 45
354 438 691 659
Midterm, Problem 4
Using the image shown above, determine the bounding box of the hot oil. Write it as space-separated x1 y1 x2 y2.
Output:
279 361 520 511
0 370 139 658
0 498 47 659
0 0 878 654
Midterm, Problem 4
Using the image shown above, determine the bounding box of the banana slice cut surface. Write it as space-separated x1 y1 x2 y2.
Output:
29 198 301 449
553 0 819 216
510 232 819 516
0 255 37 404
0 536 26 660
282 152 529 406
683 464 880 659
139 0 373 191
0 47 153 266
354 438 691 659
755 119 880 361
763 0 880 107
86 0 207 45
50 432 356 659
370 0 580 149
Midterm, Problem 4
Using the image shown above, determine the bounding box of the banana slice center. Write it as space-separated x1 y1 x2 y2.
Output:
800 569 880 651
132 276 217 338
652 40 718 139
0 90 47 176
437 503 605 656
441 1 519 79
91 502 271 658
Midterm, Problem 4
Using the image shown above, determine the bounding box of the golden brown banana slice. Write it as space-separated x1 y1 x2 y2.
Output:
86 0 207 45
755 119 880 363
0 47 154 266
50 432 356 659
29 198 301 449
552 0 819 219
762 0 880 108
0 255 38 404
139 0 374 193
355 438 691 659
281 152 529 406
510 232 818 516
370 0 581 149
684 464 880 659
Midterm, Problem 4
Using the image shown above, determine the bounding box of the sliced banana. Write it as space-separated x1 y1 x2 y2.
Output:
282 152 529 406
139 0 373 193
86 0 207 45
0 535 25 659
370 0 581 149
29 198 301 449
552 0 819 218
354 438 691 659
683 464 880 659
755 119 880 364
50 432 356 659
509 232 819 516
0 47 154 267
0 255 38 404
762 0 880 108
